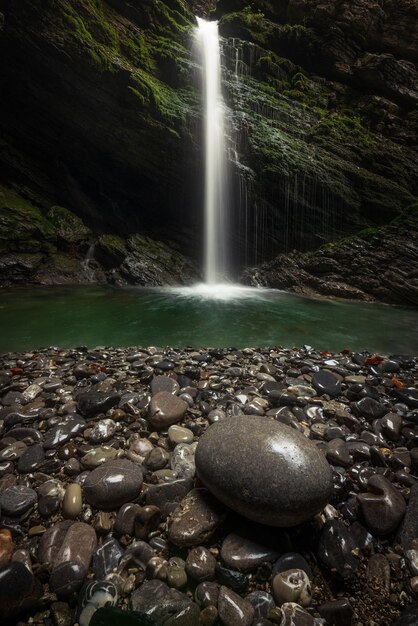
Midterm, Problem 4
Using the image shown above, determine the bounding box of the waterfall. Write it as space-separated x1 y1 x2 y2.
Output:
195 18 229 284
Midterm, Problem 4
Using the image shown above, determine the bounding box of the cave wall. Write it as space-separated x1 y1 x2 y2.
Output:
0 0 416 280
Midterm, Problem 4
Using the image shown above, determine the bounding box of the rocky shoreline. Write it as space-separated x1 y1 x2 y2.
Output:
0 345 417 625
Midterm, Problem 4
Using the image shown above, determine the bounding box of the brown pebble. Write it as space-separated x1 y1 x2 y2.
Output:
0 528 13 568
134 505 161 540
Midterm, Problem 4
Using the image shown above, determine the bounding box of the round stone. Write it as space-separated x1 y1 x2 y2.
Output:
195 416 333 526
83 459 143 510
0 485 37 516
148 391 188 429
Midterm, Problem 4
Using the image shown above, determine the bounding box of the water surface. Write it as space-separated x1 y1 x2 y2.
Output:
0 284 416 354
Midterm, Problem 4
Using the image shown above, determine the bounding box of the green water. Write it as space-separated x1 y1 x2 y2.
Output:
0 284 417 354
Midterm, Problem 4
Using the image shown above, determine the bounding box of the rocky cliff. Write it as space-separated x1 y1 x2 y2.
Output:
0 0 416 289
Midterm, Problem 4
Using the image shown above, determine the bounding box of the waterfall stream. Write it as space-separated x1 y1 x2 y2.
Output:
195 18 229 284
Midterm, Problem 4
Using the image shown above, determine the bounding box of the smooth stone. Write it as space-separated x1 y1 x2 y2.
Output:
167 558 187 589
50 522 97 595
170 442 197 479
131 579 199 625
79 580 118 626
0 528 13 568
148 392 188 429
17 444 45 472
217 585 254 626
195 416 333 526
62 483 82 519
0 484 37 516
50 561 89 597
89 607 148 625
312 370 341 397
271 553 313 580
215 564 249 594
326 438 352 468
200 605 218 626
318 520 360 579
134 505 161 539
280 603 316 625
185 546 216 582
195 581 220 608
151 376 180 396
394 388 418 409
92 537 124 579
89 419 117 443
77 391 121 418
272 569 312 607
318 598 354 626
168 425 194 445
354 397 388 420
0 561 39 622
44 416 87 448
143 478 193 518
81 446 119 469
0 440 27 461
114 503 142 536
38 520 74 564
83 459 143 510
168 488 226 547
245 591 275 618
220 532 280 573
145 447 170 471
357 474 406 536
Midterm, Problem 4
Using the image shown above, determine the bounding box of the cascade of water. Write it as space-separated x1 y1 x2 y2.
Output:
195 18 229 284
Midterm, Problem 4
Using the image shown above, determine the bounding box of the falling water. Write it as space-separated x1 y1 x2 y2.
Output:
195 18 229 284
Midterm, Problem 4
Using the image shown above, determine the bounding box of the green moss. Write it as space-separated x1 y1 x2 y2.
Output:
47 205 91 244
96 234 127 268
0 186 56 253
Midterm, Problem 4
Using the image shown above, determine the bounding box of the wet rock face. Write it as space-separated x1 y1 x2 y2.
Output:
195 415 333 526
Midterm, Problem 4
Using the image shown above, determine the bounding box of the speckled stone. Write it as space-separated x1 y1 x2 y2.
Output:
195 416 333 526
168 488 226 547
148 391 188 429
83 459 143 510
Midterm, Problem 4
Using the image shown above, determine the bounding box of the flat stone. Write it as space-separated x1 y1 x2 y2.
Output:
81 446 119 469
50 522 97 596
354 397 388 420
17 444 45 473
0 484 37 516
195 416 333 526
151 376 180 396
44 416 87 449
312 370 342 397
218 585 254 626
149 391 188 429
318 520 360 579
131 579 199 625
220 533 280 573
358 474 406 536
83 459 143 510
168 488 226 547
77 391 121 418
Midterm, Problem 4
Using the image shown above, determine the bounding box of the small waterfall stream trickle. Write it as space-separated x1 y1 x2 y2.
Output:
195 18 229 284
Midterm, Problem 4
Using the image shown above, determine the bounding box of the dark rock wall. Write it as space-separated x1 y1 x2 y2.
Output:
0 0 416 283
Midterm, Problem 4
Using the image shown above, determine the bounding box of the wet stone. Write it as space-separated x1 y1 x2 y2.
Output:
0 561 39 622
151 375 180 396
114 503 142 536
62 483 82 519
318 520 360 579
0 440 27 461
83 459 143 510
195 581 220 608
357 474 406 536
168 488 226 547
271 553 313 580
168 424 194 445
79 580 118 626
354 397 388 420
312 370 342 397
221 532 280 573
81 446 119 469
195 416 333 526
89 419 117 443
0 484 37 516
44 416 87 449
398 483 418 549
272 569 312 607
143 478 193 518
170 442 197 479
218 585 255 626
185 546 217 582
0 528 13 568
245 591 275 618
77 391 121 417
148 391 188 429
318 598 354 626
131 579 199 625
17 444 45 472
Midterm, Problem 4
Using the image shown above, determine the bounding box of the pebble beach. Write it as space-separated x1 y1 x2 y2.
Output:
0 344 417 626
